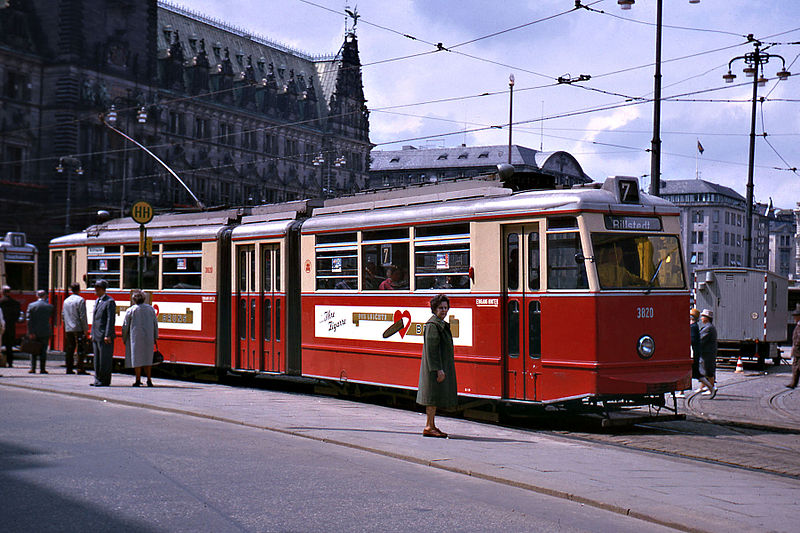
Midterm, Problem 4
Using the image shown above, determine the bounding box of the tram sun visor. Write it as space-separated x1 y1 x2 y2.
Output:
602 176 641 204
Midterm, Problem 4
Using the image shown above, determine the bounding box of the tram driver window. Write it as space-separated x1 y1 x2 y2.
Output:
547 232 588 289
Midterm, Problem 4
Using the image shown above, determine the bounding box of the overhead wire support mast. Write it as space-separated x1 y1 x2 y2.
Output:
100 114 205 210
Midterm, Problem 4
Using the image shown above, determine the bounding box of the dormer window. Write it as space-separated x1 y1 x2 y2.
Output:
213 42 222 57
162 25 173 42
236 52 244 66
437 154 448 160
188 35 198 51
257 57 266 70
457 153 468 159
478 152 489 158
389 157 400 163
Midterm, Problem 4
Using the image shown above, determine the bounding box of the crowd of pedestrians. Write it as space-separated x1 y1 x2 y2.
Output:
0 280 158 388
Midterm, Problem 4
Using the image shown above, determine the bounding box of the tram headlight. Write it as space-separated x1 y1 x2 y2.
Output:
637 335 655 359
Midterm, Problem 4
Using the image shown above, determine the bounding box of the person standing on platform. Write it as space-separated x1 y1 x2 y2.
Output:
90 280 116 387
416 293 457 438
62 283 89 375
0 285 21 367
122 289 158 387
676 308 702 398
26 290 54 374
786 305 800 389
698 309 718 398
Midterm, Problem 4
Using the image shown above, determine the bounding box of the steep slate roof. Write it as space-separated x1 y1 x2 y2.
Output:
371 144 589 180
158 2 342 117
660 179 745 202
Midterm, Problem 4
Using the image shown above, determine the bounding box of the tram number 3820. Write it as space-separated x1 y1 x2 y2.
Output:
637 307 655 319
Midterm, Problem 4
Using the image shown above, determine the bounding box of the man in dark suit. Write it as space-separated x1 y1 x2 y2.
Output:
90 280 116 386
26 290 54 374
0 285 21 367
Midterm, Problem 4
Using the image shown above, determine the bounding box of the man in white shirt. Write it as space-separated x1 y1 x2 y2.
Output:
62 283 89 374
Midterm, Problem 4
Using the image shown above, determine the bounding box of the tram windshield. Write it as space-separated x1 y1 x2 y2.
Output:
591 233 685 290
4 262 35 290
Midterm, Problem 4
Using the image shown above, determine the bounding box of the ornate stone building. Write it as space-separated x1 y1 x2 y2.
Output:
0 0 370 283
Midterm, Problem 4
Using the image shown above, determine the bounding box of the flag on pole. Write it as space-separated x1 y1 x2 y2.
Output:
765 197 773 217
697 139 704 154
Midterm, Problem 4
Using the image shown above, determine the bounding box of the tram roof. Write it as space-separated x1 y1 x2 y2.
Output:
50 201 317 247
301 176 678 233
50 208 245 246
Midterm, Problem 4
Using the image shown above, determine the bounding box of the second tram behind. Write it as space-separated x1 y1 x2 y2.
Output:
49 175 691 409
1 232 38 340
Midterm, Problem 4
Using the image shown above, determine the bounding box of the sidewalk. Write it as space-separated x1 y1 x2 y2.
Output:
1 364 798 533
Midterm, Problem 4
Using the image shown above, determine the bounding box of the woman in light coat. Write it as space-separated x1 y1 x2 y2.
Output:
122 289 158 387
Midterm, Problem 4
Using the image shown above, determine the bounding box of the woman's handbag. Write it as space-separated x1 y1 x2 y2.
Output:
152 342 164 365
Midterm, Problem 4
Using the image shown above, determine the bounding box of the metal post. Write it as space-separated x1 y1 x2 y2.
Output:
65 168 72 232
649 0 663 197
138 224 145 289
744 45 760 268
508 74 515 164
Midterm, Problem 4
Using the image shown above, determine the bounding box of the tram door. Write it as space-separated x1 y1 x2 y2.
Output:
260 244 282 372
235 245 258 370
503 225 542 401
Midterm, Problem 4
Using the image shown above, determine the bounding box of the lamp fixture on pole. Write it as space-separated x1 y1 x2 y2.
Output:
618 0 701 197
56 156 84 232
722 40 791 267
100 109 204 210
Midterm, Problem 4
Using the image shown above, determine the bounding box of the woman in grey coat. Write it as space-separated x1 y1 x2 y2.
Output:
416 294 457 438
122 290 158 387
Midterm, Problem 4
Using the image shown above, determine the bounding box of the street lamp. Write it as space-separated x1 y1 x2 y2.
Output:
618 0 701 196
508 73 514 165
723 41 791 267
313 152 346 198
106 98 150 215
100 109 204 210
55 156 84 232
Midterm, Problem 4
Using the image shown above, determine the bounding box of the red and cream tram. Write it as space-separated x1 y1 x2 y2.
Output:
1 232 38 340
49 175 691 410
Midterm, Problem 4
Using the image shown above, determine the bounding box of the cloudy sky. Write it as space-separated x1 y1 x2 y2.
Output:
180 0 800 208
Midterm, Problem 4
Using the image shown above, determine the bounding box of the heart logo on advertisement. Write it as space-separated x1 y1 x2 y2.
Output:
152 304 159 316
393 310 412 338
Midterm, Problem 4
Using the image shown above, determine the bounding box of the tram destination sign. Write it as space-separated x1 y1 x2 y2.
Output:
604 215 662 231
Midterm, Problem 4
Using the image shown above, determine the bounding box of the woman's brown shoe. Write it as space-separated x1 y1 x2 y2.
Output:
422 428 448 438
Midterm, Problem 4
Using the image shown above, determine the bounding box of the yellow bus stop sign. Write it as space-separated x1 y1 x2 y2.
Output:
131 201 154 225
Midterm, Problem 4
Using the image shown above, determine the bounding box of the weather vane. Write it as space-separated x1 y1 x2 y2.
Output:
345 3 359 36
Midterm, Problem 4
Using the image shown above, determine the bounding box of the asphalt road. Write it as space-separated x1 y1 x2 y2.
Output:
1 388 677 533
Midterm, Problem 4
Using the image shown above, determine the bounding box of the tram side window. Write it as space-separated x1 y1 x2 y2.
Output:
316 233 358 290
87 246 121 288
413 228 469 291
361 228 410 291
162 243 202 290
122 245 159 289
547 232 588 289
